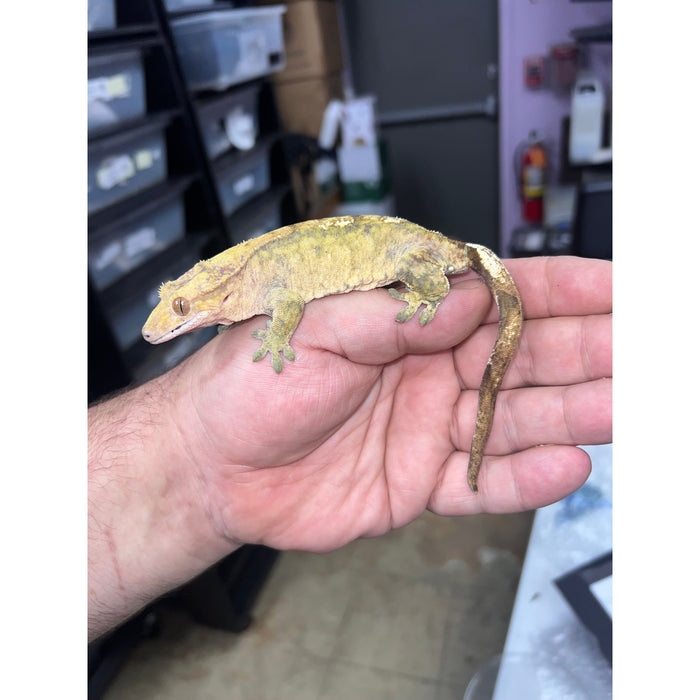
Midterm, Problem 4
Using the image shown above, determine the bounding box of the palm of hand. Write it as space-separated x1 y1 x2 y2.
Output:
177 258 611 553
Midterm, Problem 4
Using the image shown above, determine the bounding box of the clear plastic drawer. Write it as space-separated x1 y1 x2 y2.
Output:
172 6 286 91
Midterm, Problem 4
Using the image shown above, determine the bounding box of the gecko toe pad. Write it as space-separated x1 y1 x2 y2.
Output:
252 328 296 372
389 288 440 325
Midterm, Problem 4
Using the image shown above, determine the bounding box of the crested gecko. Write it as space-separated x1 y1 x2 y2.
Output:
142 215 522 493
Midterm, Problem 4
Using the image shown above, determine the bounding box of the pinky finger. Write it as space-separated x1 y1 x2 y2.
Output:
429 445 592 516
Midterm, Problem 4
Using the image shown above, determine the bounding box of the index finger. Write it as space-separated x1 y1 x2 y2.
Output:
453 255 612 322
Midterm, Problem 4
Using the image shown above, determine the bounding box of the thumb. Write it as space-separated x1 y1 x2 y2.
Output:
296 276 493 366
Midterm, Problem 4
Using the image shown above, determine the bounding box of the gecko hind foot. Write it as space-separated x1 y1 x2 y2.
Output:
252 328 295 373
389 288 440 325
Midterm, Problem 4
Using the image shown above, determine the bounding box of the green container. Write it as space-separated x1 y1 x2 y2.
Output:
342 178 390 202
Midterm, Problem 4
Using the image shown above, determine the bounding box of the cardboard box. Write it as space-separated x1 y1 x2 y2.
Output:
274 73 344 137
273 0 344 82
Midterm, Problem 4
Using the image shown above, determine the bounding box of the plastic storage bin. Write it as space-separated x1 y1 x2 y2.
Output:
89 194 186 290
199 83 261 159
235 203 281 243
88 121 168 214
214 143 271 217
88 0 116 31
88 50 146 133
171 6 286 91
228 187 286 245
108 252 199 351
165 0 215 11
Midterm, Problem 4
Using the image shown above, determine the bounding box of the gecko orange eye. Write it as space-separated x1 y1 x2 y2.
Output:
172 297 190 316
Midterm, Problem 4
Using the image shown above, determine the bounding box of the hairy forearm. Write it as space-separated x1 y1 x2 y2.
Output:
87 371 237 641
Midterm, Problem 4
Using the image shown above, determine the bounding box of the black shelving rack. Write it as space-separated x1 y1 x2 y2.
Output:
88 0 294 402
88 0 224 401
88 2 290 697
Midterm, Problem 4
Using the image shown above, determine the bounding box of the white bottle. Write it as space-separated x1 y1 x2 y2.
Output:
569 72 605 164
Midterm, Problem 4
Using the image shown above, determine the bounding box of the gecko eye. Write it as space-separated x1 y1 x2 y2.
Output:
172 297 190 316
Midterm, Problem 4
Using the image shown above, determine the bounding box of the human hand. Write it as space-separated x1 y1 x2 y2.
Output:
169 255 611 553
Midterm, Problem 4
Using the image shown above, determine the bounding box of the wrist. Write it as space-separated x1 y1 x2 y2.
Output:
88 367 237 640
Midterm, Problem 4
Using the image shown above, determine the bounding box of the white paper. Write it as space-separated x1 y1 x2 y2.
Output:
590 575 612 618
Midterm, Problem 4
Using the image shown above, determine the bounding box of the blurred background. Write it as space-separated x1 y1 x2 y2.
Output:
87 2 612 698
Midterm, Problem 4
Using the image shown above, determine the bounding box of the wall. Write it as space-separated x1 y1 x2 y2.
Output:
498 0 612 252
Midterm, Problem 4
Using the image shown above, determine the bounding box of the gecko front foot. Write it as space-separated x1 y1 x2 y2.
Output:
252 326 296 373
389 288 440 325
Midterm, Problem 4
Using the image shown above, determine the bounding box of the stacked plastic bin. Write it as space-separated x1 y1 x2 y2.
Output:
169 4 289 245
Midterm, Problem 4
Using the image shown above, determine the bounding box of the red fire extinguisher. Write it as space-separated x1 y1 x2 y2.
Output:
515 131 548 224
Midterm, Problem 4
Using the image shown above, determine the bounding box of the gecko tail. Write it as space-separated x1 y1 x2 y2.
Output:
465 244 523 493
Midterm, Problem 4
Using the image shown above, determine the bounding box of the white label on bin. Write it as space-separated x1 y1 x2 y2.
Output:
134 149 155 171
125 227 157 258
88 74 131 102
225 108 256 151
88 78 110 103
96 155 135 190
94 241 123 270
239 30 268 75
107 74 130 98
233 173 255 197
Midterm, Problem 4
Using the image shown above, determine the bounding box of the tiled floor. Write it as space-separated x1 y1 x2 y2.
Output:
102 510 533 700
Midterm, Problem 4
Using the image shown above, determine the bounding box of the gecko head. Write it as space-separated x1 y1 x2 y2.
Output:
141 263 231 344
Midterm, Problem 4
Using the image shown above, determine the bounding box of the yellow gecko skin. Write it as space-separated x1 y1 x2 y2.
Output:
142 215 522 493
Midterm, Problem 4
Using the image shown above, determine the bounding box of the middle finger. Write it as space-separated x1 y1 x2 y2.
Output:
455 313 612 390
